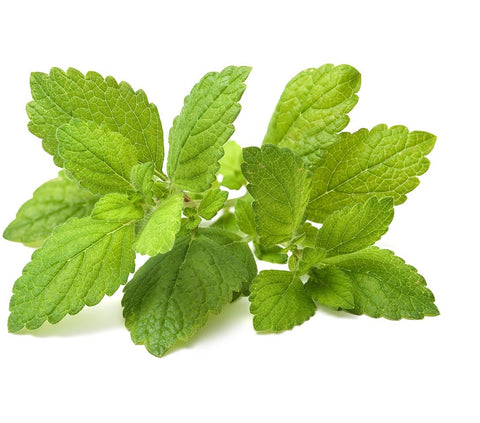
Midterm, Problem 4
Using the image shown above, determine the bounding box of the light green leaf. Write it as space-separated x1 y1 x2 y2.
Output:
198 189 228 220
123 232 251 356
305 267 355 309
316 197 394 256
3 171 97 246
263 64 361 164
307 125 436 222
27 67 164 169
249 270 316 332
57 119 138 194
235 194 256 236
299 247 327 270
321 247 439 319
91 193 144 222
242 145 312 247
8 212 138 332
167 66 251 192
130 162 154 204
134 193 183 256
218 140 245 189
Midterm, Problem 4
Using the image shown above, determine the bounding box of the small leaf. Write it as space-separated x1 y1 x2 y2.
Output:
297 222 318 248
91 193 144 222
242 145 311 247
253 241 288 264
300 247 327 268
3 171 98 246
198 189 228 220
249 270 316 332
57 119 138 194
134 193 183 256
130 162 155 204
308 125 436 222
167 66 251 192
234 194 256 236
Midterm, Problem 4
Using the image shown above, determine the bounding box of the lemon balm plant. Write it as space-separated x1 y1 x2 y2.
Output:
4 65 439 356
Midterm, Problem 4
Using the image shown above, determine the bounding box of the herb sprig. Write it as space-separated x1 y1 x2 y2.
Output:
4 64 439 356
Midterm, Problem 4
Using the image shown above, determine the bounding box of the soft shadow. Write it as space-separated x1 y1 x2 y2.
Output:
22 299 125 338
316 303 358 319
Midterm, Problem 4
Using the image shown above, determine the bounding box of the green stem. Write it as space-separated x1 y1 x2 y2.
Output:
154 169 168 181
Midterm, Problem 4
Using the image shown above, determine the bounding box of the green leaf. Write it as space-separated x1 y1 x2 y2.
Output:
321 247 439 319
210 211 240 233
218 140 245 189
90 193 144 222
249 270 316 332
297 222 318 248
198 227 257 296
167 66 251 192
27 67 164 169
122 232 251 356
263 64 361 164
3 171 98 246
198 188 228 220
234 194 256 236
57 119 138 194
307 125 436 222
152 180 169 200
8 211 139 332
130 162 155 204
242 145 311 247
253 241 288 264
134 193 183 256
305 267 354 309
299 247 327 269
181 216 202 231
316 197 394 256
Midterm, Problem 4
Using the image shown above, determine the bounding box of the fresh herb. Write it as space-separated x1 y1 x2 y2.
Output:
5 64 439 356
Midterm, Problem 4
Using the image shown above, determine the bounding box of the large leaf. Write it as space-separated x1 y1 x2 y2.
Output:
123 229 254 356
318 247 439 319
315 197 394 256
167 66 250 192
57 119 138 194
134 193 183 256
27 67 164 169
242 144 311 247
263 64 361 164
3 171 98 246
8 195 140 332
307 125 436 222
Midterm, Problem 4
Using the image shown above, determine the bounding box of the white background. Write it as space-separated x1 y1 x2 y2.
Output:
1 0 478 421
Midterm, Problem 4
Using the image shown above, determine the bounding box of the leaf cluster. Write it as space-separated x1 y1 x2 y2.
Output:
4 64 438 356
